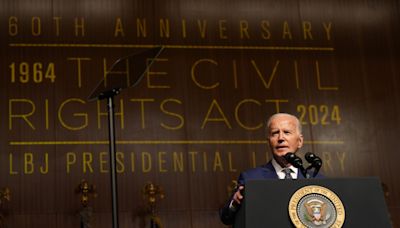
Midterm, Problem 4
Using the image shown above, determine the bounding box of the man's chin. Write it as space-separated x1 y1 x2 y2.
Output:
274 150 291 157
273 153 290 167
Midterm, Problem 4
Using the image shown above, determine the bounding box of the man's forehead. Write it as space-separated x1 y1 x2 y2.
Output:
269 118 297 129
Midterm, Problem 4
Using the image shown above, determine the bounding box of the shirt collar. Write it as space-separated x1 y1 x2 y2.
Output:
271 158 298 179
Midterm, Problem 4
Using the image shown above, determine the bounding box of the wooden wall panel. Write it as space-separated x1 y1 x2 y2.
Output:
0 0 399 227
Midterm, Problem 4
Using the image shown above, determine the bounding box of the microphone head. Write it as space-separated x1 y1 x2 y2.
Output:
283 152 296 161
283 152 303 168
305 152 316 163
305 152 322 168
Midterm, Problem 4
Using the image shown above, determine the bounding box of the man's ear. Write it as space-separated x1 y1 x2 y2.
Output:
298 134 304 148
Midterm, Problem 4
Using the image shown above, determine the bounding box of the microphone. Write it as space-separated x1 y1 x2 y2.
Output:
283 152 303 169
283 152 309 178
305 152 322 177
305 152 322 168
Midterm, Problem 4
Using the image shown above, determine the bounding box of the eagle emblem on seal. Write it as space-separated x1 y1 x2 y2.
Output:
304 199 331 225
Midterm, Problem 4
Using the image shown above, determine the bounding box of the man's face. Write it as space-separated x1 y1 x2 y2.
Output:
267 115 304 158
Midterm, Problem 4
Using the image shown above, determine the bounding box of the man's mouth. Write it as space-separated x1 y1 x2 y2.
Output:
275 146 288 150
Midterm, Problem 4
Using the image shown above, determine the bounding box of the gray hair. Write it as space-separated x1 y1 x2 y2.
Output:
266 113 302 134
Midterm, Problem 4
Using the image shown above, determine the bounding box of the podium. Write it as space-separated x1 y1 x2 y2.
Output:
234 177 391 228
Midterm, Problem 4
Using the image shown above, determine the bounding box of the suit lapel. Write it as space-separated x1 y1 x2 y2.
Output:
260 162 279 179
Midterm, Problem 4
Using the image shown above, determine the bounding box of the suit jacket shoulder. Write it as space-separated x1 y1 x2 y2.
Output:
237 161 278 185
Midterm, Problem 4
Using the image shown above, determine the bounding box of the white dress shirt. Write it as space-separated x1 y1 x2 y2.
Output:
271 158 298 179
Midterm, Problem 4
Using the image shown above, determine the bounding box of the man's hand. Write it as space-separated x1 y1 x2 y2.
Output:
233 185 244 205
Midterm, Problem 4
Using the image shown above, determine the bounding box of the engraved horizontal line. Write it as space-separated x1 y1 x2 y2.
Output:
9 140 344 145
9 43 335 51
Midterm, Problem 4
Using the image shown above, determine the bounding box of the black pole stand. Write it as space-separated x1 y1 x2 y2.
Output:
101 88 121 228
88 47 164 228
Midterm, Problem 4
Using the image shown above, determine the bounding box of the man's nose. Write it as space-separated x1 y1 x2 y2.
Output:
278 132 285 141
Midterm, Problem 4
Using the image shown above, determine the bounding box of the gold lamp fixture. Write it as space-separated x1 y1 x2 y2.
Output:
0 187 11 228
76 179 97 207
142 182 165 228
0 188 11 205
76 180 97 228
142 182 165 210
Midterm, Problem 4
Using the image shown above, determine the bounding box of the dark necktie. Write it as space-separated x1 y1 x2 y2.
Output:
283 168 292 179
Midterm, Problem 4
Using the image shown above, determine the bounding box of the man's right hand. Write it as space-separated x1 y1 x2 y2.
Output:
232 185 245 205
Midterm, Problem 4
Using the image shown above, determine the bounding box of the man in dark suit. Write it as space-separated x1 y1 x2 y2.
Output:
220 113 321 225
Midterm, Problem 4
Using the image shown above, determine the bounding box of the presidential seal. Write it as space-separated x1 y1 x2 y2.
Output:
288 185 345 228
